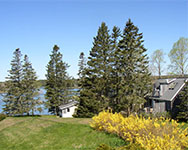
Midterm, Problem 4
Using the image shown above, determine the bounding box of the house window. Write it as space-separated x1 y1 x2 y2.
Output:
63 109 66 114
169 82 176 90
67 108 70 112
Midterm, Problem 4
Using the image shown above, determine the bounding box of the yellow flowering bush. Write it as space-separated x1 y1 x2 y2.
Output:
90 111 188 150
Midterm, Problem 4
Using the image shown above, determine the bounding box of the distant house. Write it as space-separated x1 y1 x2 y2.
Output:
146 78 188 113
59 100 77 118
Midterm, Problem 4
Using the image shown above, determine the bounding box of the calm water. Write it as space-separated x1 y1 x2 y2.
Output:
0 95 3 113
0 87 48 115
0 88 78 114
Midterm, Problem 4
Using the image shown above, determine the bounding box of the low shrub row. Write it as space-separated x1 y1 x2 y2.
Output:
0 113 6 121
90 111 188 150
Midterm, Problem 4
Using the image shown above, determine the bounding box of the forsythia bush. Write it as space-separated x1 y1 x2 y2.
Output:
90 111 188 150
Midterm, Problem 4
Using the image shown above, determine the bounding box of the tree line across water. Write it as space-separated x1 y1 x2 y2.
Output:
1 19 188 118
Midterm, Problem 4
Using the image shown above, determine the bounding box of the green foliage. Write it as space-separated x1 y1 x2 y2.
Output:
168 37 188 76
76 22 112 117
22 55 41 115
139 111 171 119
0 82 6 93
96 144 115 150
113 19 152 115
78 52 86 80
45 45 71 115
3 48 23 115
76 19 152 117
3 49 40 116
0 114 6 121
177 82 188 121
150 49 165 77
96 143 144 150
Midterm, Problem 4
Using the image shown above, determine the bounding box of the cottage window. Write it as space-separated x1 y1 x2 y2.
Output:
169 82 176 90
67 108 70 112
64 109 66 114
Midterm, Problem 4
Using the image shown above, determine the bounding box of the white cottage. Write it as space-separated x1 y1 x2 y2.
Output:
59 101 77 118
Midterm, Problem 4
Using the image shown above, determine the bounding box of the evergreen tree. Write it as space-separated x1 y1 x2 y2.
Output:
78 52 86 80
45 45 70 115
114 19 151 115
109 26 121 111
76 22 112 117
77 52 87 89
177 82 188 121
3 48 24 115
22 55 41 115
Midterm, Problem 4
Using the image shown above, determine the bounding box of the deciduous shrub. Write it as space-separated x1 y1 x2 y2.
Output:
0 113 6 121
96 143 144 150
90 111 188 150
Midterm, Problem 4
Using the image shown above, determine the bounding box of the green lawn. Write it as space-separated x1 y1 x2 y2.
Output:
0 116 125 150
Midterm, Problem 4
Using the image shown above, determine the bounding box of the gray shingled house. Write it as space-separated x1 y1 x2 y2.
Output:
146 78 188 113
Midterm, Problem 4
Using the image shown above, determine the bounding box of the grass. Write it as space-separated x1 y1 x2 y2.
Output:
0 116 125 150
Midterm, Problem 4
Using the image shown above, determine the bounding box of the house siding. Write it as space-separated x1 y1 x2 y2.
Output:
61 106 77 118
154 100 165 113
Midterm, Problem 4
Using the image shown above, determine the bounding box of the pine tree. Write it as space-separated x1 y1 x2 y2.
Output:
77 52 86 88
3 48 24 116
176 82 188 121
114 19 151 115
78 52 86 79
76 22 112 117
22 55 41 116
45 45 70 115
109 26 121 111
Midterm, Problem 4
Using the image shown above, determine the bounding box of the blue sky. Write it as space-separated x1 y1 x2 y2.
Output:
0 0 187 81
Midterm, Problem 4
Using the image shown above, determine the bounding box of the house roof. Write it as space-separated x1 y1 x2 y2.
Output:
59 100 78 110
151 78 188 101
157 78 176 84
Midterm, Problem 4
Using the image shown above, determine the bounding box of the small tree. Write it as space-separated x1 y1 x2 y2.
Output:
45 45 70 115
150 49 165 78
78 52 86 79
77 52 87 89
3 48 24 116
168 37 188 76
22 55 41 115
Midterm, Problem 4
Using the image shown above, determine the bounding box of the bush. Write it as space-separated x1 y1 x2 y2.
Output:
96 143 144 150
139 111 172 119
96 144 115 150
90 111 188 150
0 113 6 121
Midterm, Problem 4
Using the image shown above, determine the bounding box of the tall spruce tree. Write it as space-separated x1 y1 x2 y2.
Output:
45 45 69 115
22 55 41 115
76 22 112 117
109 26 121 111
114 19 151 115
3 48 24 115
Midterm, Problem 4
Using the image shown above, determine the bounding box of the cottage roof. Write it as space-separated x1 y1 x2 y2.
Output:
59 100 78 110
151 78 188 101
